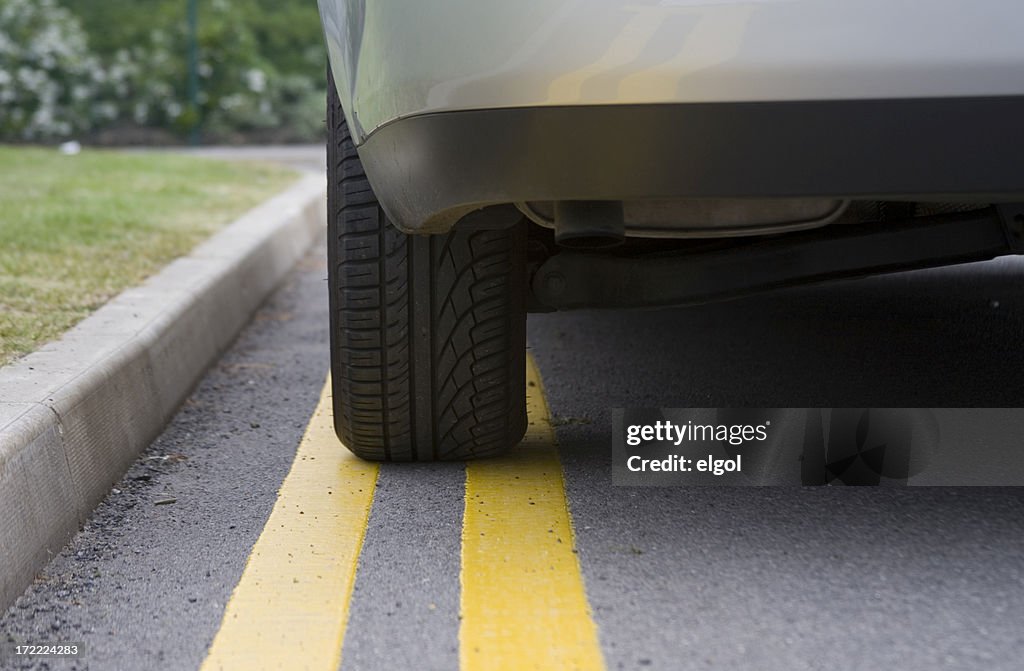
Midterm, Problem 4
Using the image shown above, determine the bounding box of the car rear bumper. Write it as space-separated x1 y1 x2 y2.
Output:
357 97 1024 233
320 0 1024 143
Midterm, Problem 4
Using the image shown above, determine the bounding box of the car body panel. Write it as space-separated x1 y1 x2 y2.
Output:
319 0 1024 144
355 98 1024 232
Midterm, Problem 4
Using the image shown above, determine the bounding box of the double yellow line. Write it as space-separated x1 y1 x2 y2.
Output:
200 381 376 670
201 356 605 671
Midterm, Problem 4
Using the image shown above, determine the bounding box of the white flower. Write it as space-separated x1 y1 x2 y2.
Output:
133 101 149 124
219 93 245 110
244 68 267 93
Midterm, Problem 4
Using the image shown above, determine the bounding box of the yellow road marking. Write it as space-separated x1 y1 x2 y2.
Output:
461 354 606 671
201 378 378 671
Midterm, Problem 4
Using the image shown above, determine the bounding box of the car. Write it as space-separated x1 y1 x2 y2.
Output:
316 0 1024 461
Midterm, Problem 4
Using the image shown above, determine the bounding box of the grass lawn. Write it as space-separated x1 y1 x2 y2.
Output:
0 147 299 366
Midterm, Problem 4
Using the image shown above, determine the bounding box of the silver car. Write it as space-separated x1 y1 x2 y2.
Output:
317 0 1024 461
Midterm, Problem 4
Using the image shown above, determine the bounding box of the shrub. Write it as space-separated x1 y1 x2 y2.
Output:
0 0 108 140
0 0 325 143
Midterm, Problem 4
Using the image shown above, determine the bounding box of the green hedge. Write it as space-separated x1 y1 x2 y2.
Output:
0 0 326 143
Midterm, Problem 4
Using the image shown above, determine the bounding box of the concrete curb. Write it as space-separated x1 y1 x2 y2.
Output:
0 173 326 609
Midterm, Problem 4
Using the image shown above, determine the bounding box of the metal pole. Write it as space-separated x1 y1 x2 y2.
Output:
186 0 200 145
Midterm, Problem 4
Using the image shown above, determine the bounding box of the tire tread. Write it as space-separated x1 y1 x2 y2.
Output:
327 77 526 461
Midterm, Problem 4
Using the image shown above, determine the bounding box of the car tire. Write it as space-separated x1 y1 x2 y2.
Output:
326 76 528 461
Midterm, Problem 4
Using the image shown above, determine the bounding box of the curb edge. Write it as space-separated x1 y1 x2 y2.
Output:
0 172 326 610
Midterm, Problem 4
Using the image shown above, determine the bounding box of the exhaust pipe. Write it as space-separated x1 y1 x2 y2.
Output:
553 201 625 249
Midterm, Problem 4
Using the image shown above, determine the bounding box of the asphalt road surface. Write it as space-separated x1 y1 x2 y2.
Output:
3 174 1024 668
